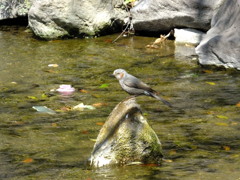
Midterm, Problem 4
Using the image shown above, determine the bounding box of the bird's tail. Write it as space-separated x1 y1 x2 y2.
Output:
150 92 173 108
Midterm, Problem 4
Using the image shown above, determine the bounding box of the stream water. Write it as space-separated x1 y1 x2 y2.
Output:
0 26 240 180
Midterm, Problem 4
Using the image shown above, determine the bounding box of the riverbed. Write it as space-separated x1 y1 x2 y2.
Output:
0 26 240 180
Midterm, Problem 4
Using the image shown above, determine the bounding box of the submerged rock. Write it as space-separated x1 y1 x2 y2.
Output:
28 0 127 39
0 0 32 20
196 0 240 70
131 0 224 33
90 97 163 167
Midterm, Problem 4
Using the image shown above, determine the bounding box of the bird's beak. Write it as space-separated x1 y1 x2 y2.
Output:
110 74 115 77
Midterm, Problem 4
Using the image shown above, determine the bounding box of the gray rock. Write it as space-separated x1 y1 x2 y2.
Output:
90 97 163 167
0 0 32 20
131 0 224 32
174 28 205 45
196 0 240 70
28 0 127 39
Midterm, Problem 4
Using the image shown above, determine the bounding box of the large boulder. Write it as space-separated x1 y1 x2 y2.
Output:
196 0 240 70
131 0 224 33
0 0 32 20
28 0 127 39
90 97 163 167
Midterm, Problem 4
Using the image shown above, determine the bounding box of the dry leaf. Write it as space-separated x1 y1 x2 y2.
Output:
162 159 173 163
203 70 213 74
96 122 104 126
51 123 58 127
22 158 34 163
236 102 240 107
223 146 231 151
168 150 177 155
92 102 108 107
82 130 89 134
80 89 89 93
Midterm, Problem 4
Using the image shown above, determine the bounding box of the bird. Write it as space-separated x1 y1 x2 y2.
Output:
113 69 172 107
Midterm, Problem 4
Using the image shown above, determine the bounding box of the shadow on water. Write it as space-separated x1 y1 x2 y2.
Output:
0 27 240 179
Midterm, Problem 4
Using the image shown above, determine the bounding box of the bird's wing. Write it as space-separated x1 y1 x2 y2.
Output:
123 75 154 92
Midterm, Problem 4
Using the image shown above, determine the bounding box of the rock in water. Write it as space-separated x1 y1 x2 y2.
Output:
131 0 224 33
0 0 32 20
196 0 240 70
90 97 163 167
28 0 126 39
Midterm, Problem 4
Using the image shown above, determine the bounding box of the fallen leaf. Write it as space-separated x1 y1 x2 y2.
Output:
96 122 104 126
141 163 159 167
79 89 89 93
223 146 231 151
231 122 238 126
203 70 213 74
99 83 109 88
236 102 240 107
27 96 38 100
59 106 72 112
206 82 216 85
82 130 89 134
216 115 229 119
92 102 108 107
73 103 96 111
168 150 177 155
207 111 215 115
215 122 229 127
51 123 58 127
162 159 173 163
41 93 48 98
48 64 59 67
22 158 34 163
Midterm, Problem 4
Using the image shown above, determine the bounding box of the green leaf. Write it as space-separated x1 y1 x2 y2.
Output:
27 96 38 100
99 83 109 88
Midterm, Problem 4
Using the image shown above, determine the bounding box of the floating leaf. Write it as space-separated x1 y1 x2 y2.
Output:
73 103 96 111
79 89 89 93
92 102 108 107
82 130 89 134
162 159 173 163
41 93 48 98
223 146 231 151
236 102 240 107
27 96 38 100
96 122 104 126
143 112 149 116
99 83 109 88
215 122 229 127
51 123 58 127
22 158 33 163
168 150 177 155
32 106 56 114
203 70 213 74
48 64 59 67
216 115 229 119
141 163 159 167
206 82 216 85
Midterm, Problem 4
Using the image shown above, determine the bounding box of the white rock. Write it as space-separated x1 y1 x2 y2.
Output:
174 28 205 45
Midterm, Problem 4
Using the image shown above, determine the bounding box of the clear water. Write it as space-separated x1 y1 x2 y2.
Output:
0 26 240 180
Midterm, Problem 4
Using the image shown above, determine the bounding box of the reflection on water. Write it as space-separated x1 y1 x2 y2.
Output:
0 26 240 180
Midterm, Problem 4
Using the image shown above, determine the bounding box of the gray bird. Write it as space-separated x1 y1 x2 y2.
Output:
113 69 172 107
